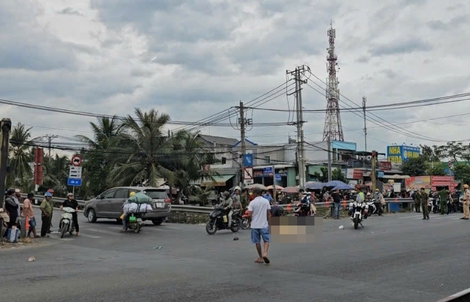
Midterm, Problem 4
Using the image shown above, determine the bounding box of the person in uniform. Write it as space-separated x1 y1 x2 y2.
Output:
461 184 470 220
438 188 449 215
420 188 429 220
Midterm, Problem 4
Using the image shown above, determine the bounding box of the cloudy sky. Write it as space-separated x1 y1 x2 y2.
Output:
1 0 469 156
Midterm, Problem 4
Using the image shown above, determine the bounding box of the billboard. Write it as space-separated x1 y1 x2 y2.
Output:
386 145 420 163
405 176 431 189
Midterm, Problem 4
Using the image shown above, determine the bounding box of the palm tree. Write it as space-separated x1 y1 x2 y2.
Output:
107 108 175 187
167 131 218 201
41 154 69 196
76 116 123 197
7 123 33 189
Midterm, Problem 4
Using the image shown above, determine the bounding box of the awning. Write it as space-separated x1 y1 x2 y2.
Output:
201 175 235 187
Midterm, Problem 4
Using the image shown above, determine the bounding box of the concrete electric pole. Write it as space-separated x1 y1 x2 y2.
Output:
239 101 246 187
287 66 308 189
0 118 12 238
45 134 58 157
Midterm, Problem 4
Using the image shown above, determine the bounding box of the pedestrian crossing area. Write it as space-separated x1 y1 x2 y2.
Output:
45 223 200 241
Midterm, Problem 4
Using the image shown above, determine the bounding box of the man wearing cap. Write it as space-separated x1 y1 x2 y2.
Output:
46 189 54 233
420 188 429 220
61 193 79 236
40 192 53 237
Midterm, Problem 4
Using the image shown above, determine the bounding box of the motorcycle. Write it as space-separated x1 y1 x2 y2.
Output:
126 213 145 233
233 209 249 230
59 207 76 238
206 206 241 235
350 201 366 229
294 203 313 216
365 199 383 217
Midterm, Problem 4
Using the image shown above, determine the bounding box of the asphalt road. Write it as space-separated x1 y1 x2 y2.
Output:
1 209 469 302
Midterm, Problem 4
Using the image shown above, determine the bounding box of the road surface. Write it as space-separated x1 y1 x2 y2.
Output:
1 209 468 302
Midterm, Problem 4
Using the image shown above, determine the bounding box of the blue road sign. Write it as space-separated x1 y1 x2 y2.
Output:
67 178 82 187
243 154 253 167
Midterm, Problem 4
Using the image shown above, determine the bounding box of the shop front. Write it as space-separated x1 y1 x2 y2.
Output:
253 166 289 187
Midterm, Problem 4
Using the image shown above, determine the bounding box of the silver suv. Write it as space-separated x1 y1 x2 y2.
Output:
83 186 171 225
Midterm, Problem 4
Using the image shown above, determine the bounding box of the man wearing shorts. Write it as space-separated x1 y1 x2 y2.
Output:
246 188 271 264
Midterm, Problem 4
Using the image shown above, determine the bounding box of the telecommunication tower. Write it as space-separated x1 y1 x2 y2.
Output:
322 23 344 142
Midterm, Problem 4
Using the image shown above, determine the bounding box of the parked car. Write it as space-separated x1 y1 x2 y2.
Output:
83 186 171 225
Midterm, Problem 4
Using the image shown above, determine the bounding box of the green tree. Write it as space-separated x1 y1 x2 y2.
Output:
41 154 70 196
453 163 470 183
76 116 123 197
427 164 446 176
313 167 346 182
107 108 175 187
401 156 427 176
7 123 33 189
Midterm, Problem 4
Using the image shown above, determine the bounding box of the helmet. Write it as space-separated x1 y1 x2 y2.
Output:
6 188 15 195
223 191 230 197
67 193 74 197
129 191 136 197
465 184 469 189
45 192 52 197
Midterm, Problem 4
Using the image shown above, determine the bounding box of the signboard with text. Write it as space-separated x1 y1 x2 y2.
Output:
387 145 420 163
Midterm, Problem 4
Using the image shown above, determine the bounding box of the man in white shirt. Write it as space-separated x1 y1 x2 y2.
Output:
246 188 271 264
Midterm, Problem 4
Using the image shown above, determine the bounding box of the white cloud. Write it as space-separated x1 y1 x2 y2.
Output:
0 0 470 157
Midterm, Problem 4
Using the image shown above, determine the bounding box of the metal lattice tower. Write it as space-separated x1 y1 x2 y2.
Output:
322 23 344 142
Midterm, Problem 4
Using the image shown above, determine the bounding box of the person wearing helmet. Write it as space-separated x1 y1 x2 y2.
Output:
121 191 137 232
40 192 53 237
373 189 384 216
4 188 19 230
461 184 470 220
61 193 79 236
219 191 233 228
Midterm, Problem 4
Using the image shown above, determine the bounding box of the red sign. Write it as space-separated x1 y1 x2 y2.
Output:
431 176 455 187
379 161 392 171
34 148 44 185
71 154 83 167
353 169 363 179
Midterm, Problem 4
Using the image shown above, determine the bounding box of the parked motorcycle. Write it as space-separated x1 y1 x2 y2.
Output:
365 199 383 217
206 206 241 235
59 207 76 238
350 201 366 229
126 213 145 233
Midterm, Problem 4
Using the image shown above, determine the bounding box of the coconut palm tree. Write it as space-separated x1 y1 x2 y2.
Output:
166 131 218 200
7 123 33 189
76 116 124 196
41 154 70 196
107 108 175 187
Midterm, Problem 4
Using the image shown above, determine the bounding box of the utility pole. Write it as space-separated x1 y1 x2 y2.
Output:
371 150 377 191
45 134 58 157
239 101 246 187
363 97 367 152
327 135 332 181
0 118 12 238
287 66 308 189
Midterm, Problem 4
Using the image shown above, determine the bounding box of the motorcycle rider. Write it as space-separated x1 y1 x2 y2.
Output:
60 193 80 236
461 184 469 220
220 191 233 227
373 189 384 216
121 191 136 232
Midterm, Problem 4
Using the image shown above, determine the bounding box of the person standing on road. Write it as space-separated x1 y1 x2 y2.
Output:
40 192 53 237
23 193 39 238
46 189 55 233
439 188 449 215
420 188 429 220
4 188 19 229
461 184 470 220
246 188 271 264
332 189 341 219
61 193 79 236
